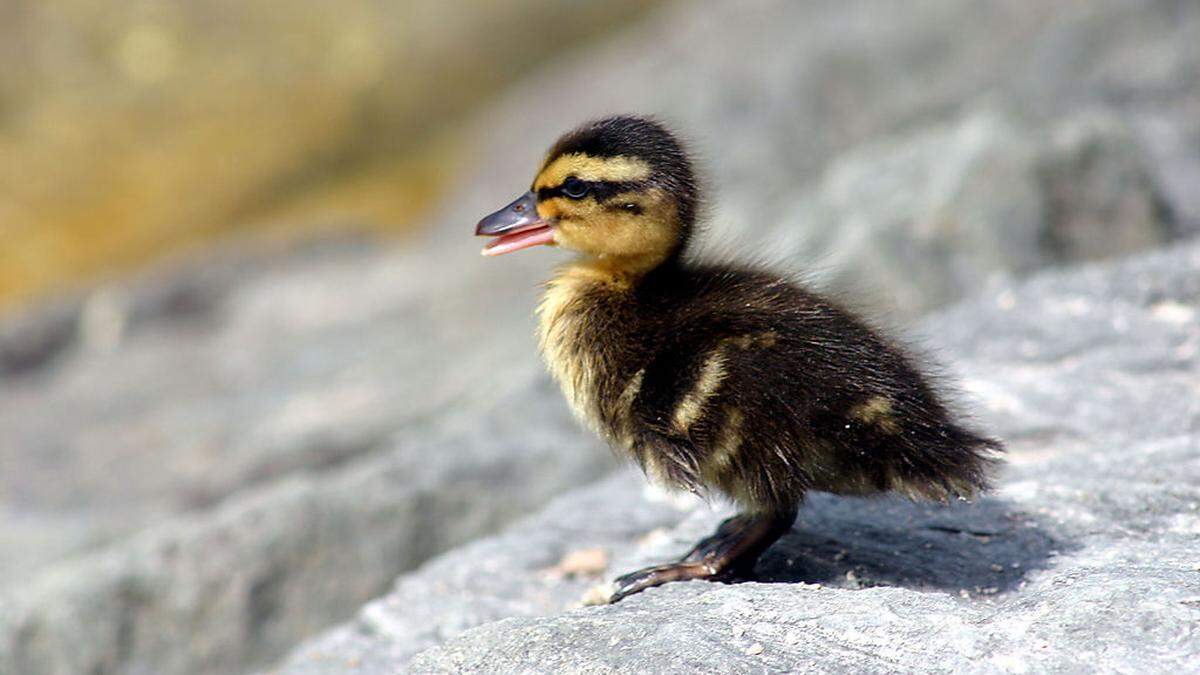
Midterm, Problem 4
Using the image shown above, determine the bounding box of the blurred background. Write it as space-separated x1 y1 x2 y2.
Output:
1 1 1197 674
0 0 652 311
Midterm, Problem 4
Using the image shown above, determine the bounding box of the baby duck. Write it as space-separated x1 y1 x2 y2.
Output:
475 115 1001 604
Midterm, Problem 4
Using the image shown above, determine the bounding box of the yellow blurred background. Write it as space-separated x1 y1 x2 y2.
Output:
0 0 654 312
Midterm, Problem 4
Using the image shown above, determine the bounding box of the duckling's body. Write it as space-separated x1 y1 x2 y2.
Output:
477 115 1000 603
540 259 990 509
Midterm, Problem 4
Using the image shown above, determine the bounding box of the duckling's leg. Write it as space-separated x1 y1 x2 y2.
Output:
604 510 796 604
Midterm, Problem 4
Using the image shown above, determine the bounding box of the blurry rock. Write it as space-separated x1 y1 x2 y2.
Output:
279 240 1200 674
0 299 80 378
1038 110 1177 261
0 234 615 675
773 109 1049 318
434 0 1198 321
768 108 1175 318
0 394 611 675
547 547 609 579
276 474 693 675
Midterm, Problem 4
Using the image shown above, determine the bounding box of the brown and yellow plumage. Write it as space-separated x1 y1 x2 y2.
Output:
476 115 1001 603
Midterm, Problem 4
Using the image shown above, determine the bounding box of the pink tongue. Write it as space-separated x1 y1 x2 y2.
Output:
482 226 554 256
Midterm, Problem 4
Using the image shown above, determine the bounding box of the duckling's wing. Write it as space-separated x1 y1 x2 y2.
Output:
622 311 785 503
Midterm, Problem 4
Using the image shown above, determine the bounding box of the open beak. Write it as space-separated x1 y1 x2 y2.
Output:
475 190 555 256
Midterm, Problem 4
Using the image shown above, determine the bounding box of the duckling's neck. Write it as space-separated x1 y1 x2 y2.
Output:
537 250 687 437
572 254 663 284
551 251 688 298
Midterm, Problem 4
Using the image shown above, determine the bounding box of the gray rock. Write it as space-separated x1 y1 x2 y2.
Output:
1037 110 1178 261
279 240 1200 674
0 411 611 675
770 108 1175 318
446 0 1199 256
4 0 1200 673
273 475 695 675
0 235 616 675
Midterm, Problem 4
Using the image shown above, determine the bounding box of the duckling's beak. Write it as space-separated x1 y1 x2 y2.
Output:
476 190 554 256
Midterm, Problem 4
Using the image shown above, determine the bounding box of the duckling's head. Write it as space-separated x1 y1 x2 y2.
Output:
476 115 697 274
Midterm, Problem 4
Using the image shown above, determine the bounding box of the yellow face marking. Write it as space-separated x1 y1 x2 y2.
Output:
530 153 678 274
850 396 901 434
671 349 728 433
542 187 679 274
534 153 652 190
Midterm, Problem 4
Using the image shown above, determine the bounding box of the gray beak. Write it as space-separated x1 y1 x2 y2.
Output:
475 190 542 236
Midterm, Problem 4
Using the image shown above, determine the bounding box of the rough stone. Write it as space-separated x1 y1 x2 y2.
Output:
280 241 1200 674
770 108 1176 318
0 235 615 675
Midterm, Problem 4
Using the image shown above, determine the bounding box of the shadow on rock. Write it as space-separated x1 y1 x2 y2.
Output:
753 492 1068 596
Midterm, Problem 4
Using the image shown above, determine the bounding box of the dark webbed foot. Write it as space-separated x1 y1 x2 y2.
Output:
593 510 795 605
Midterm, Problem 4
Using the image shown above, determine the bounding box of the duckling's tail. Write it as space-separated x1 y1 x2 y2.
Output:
890 427 1003 503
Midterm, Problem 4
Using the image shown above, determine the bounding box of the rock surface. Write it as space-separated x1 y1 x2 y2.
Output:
3 0 1200 673
281 241 1200 674
777 108 1176 317
0 236 616 675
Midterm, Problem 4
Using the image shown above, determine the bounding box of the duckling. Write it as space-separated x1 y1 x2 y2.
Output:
475 115 1001 604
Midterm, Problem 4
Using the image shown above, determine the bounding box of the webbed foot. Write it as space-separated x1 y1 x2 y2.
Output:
587 510 795 605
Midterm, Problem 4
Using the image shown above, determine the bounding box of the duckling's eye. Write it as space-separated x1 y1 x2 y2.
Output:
561 176 589 199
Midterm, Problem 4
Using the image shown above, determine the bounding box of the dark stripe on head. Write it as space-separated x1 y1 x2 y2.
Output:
537 179 647 202
543 115 698 230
